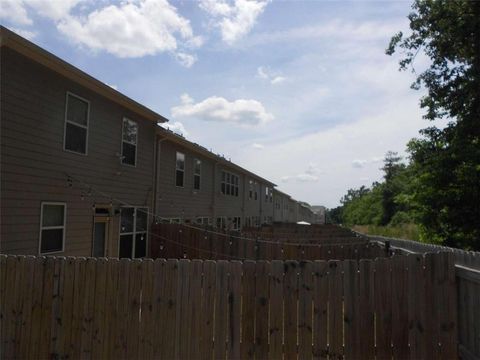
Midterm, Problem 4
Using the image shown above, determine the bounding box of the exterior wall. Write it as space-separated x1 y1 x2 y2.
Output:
259 183 274 224
155 138 215 222
0 48 156 256
243 176 261 226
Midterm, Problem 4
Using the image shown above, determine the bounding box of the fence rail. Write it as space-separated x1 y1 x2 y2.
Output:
0 252 458 359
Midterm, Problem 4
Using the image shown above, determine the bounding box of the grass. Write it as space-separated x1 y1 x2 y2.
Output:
352 223 421 242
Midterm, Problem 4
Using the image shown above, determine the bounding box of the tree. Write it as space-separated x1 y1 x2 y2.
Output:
387 0 480 249
380 151 407 225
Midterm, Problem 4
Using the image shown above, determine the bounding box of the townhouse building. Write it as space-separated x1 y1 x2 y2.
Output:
1 27 165 258
155 128 276 230
0 27 317 257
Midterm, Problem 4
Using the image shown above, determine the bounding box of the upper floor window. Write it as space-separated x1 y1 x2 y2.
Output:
64 92 89 155
221 171 239 197
122 118 138 166
176 152 185 187
265 187 273 203
249 180 253 200
193 158 201 190
39 202 66 254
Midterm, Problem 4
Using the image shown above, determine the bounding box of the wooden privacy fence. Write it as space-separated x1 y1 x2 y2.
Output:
150 224 380 261
0 252 458 360
365 233 480 359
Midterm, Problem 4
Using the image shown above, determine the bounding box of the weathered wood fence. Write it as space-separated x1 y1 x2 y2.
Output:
364 233 480 360
0 252 458 359
150 224 380 261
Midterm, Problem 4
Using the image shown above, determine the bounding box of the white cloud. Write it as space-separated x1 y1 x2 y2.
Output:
0 0 32 25
282 174 320 183
199 0 270 44
247 19 406 47
175 52 197 68
252 143 264 149
57 0 201 61
159 121 189 137
0 0 82 25
171 93 274 127
256 66 287 85
352 156 383 169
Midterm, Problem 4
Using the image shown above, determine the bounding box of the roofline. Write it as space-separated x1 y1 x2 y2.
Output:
273 188 291 198
0 26 168 124
157 127 276 186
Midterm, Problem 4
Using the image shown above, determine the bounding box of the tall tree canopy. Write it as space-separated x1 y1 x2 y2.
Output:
387 0 480 249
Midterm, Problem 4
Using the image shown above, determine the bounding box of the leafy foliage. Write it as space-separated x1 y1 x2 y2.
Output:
386 0 480 250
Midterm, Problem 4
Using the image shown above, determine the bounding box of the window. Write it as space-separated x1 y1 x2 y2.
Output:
64 93 89 155
265 187 273 203
232 217 241 230
221 171 239 197
176 152 185 187
121 118 138 166
119 207 148 258
39 202 66 254
196 217 209 225
193 159 201 190
216 217 226 229
249 180 253 200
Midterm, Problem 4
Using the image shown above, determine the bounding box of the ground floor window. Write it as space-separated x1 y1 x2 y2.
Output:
119 207 148 258
39 202 66 254
196 217 210 226
232 216 241 230
216 217 226 230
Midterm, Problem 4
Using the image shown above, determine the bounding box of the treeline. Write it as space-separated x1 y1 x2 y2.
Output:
329 146 479 250
329 0 480 251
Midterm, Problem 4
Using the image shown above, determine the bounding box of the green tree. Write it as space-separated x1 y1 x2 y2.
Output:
387 0 480 250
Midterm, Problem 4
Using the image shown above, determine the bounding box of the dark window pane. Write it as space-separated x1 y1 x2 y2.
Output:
122 142 136 166
122 119 137 144
42 204 64 227
176 170 184 187
119 234 133 258
93 222 106 257
235 187 239 197
134 233 147 258
121 207 134 233
221 183 225 194
67 94 88 126
226 184 231 195
41 229 63 252
136 208 148 232
194 175 200 190
65 123 87 154
194 159 201 174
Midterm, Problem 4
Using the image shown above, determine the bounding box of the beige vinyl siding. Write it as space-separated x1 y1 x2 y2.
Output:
156 140 215 221
1 47 155 256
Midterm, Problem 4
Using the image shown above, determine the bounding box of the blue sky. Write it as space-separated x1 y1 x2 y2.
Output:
1 0 428 208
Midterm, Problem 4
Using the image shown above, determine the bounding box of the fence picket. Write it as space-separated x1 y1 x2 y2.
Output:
255 260 270 360
227 261 242 360
328 260 344 360
214 260 228 360
241 260 256 359
298 261 313 360
284 260 298 360
269 260 284 360
313 261 328 360
374 257 393 360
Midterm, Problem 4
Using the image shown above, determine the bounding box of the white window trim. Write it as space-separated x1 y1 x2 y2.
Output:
121 117 138 167
175 151 185 188
118 206 148 258
63 92 90 156
193 158 201 191
39 202 66 255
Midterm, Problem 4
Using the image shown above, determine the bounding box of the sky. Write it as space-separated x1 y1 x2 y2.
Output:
0 0 430 208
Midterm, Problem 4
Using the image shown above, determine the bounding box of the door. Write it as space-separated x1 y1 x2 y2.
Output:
93 216 109 257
